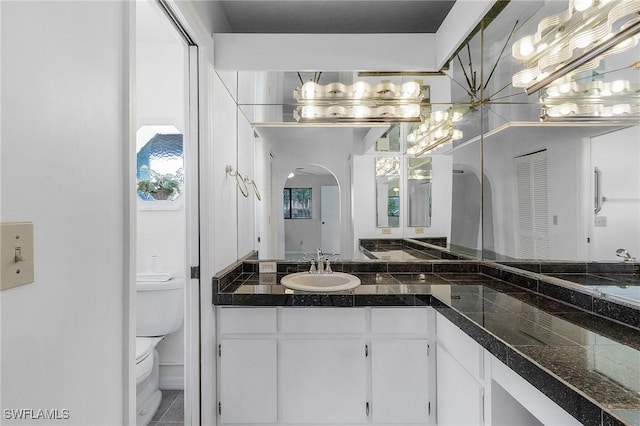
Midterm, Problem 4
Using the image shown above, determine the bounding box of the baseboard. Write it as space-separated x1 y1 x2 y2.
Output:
159 376 184 390
159 364 184 390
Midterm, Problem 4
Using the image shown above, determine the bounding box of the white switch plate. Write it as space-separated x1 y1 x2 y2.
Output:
594 216 607 227
259 261 277 273
1 222 35 290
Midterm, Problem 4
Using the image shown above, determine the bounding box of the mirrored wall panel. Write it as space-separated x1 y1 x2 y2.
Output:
407 157 432 227
375 156 401 228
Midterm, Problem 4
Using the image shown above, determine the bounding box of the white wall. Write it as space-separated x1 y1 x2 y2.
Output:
284 175 338 254
1 2 127 424
214 34 438 71
136 20 187 389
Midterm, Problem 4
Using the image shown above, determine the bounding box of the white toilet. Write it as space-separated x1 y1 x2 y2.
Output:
136 277 184 426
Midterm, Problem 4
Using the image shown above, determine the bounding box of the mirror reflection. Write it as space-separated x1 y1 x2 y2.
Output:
407 157 432 228
222 0 640 274
283 165 340 260
375 156 401 228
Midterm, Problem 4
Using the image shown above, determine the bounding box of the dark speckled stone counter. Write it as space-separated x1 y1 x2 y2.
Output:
213 261 640 426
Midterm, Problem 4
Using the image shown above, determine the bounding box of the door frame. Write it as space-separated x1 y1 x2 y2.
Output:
127 1 209 424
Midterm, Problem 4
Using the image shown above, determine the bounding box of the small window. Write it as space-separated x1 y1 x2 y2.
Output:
136 125 184 202
284 188 312 219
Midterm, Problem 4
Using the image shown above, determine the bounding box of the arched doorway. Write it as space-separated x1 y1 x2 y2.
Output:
283 165 340 259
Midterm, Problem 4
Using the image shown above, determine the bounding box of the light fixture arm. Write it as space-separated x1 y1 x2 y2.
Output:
483 20 519 92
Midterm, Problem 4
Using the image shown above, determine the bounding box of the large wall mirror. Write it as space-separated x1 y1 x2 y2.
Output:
375 156 401 228
407 157 432 228
216 0 640 273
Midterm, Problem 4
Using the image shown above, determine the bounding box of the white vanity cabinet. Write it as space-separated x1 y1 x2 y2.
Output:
280 339 368 424
435 314 484 426
435 312 582 426
218 307 278 424
279 306 369 424
217 306 581 426
216 306 432 426
370 308 431 424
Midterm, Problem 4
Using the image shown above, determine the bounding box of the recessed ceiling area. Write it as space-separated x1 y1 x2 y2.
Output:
216 1 457 33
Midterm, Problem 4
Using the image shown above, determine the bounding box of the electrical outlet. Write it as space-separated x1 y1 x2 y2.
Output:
594 216 607 227
259 261 277 273
260 273 277 284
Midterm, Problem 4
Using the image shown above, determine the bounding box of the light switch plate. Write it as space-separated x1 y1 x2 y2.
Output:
1 222 35 290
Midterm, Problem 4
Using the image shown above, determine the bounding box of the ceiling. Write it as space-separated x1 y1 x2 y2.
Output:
216 1 457 33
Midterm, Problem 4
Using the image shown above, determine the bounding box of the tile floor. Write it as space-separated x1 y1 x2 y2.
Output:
149 390 183 426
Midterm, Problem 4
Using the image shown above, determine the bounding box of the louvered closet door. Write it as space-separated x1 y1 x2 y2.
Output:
515 150 549 259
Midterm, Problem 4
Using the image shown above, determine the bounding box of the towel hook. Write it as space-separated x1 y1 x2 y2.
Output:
244 176 262 201
225 165 249 198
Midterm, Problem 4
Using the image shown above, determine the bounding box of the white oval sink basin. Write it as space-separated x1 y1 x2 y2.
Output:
280 272 361 292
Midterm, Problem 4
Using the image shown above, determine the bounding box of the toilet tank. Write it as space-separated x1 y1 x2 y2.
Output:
136 278 184 337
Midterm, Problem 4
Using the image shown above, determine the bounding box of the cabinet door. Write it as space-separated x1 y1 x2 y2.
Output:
372 339 429 424
219 339 277 424
436 343 483 426
280 339 368 424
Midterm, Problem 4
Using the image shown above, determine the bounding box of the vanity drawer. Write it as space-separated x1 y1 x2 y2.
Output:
371 307 428 334
219 307 277 334
281 308 366 334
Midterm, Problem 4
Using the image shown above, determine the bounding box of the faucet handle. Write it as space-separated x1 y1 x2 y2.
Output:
325 258 333 274
309 259 317 273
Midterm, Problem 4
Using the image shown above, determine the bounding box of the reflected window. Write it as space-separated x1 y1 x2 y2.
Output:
284 188 312 219
136 125 184 201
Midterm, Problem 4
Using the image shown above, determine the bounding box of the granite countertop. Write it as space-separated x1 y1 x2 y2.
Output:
214 268 640 426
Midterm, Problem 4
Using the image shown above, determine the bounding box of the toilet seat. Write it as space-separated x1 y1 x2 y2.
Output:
136 337 163 385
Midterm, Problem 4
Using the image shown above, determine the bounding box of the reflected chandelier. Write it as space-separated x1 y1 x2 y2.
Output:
406 106 465 156
293 80 426 123
512 0 640 94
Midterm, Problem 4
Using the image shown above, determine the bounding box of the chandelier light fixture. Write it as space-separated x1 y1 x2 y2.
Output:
541 78 640 121
512 0 640 95
293 80 426 123
406 106 465 156
375 156 401 177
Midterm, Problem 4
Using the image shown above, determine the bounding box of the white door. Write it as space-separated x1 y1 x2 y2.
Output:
321 185 340 255
515 150 549 259
280 339 368 424
219 339 277 424
372 339 429 424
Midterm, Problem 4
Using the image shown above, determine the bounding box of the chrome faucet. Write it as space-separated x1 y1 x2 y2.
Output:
316 248 325 273
616 248 636 262
303 250 335 274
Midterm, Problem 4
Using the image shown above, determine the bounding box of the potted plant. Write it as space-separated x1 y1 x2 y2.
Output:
137 166 184 201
